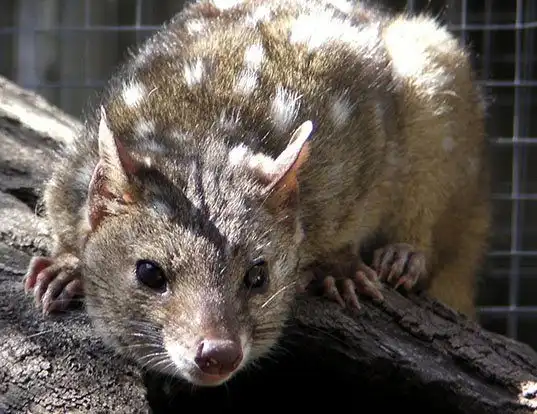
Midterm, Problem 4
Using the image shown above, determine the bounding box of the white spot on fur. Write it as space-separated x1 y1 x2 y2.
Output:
289 13 372 52
143 156 152 167
186 19 205 35
245 5 271 26
330 93 353 127
384 20 429 78
244 44 265 69
134 119 156 137
383 18 453 92
184 59 204 87
442 136 455 152
326 0 353 13
212 0 241 10
270 86 301 132
388 44 425 77
289 14 333 50
122 81 146 107
228 144 249 166
234 69 258 95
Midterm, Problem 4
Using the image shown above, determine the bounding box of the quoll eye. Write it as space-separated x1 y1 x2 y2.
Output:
244 258 269 293
135 260 167 292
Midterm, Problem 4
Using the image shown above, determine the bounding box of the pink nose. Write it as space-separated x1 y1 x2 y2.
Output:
194 339 243 376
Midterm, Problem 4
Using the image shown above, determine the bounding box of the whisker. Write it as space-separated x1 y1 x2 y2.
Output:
131 350 168 361
260 281 295 309
150 356 174 372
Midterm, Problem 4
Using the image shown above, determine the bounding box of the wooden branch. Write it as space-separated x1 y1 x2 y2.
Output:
1 75 536 414
0 77 150 414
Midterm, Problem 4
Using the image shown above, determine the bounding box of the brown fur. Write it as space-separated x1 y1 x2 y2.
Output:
25 0 490 385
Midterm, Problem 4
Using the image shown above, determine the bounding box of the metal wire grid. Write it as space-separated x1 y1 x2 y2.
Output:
1 0 174 113
0 0 536 347
451 0 536 346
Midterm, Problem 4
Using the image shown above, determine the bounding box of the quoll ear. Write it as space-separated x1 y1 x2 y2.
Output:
249 121 313 210
87 106 138 231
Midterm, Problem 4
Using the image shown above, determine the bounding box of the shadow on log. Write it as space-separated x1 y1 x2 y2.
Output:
0 76 536 414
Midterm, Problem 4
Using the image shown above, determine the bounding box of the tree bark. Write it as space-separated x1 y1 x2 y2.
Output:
0 75 536 414
0 77 150 414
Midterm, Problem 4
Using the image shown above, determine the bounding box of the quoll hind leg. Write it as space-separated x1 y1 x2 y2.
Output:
427 261 478 319
310 231 432 308
426 203 490 319
24 253 83 315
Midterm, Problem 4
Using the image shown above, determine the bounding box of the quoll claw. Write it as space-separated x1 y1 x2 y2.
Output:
24 254 82 315
320 262 383 310
24 256 53 293
373 243 426 291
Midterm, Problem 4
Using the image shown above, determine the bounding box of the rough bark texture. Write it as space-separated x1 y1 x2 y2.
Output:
0 77 150 414
0 76 536 414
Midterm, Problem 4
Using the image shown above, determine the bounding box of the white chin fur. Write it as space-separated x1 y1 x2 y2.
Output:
163 341 198 380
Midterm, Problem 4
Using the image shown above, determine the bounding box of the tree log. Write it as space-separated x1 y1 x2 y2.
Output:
0 75 536 414
0 77 150 414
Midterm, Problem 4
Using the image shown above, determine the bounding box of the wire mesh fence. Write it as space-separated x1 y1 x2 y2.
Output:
1 0 536 349
445 0 537 347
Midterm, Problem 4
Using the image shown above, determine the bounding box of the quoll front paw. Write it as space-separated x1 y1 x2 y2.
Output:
372 243 426 291
24 254 83 315
321 262 383 310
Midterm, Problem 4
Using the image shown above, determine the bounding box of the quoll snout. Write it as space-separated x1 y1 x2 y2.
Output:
195 338 243 376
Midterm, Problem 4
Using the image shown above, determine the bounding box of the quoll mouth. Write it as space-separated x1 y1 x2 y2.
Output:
166 334 250 387
189 370 234 387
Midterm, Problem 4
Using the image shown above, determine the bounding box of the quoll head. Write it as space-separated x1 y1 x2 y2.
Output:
81 107 313 386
